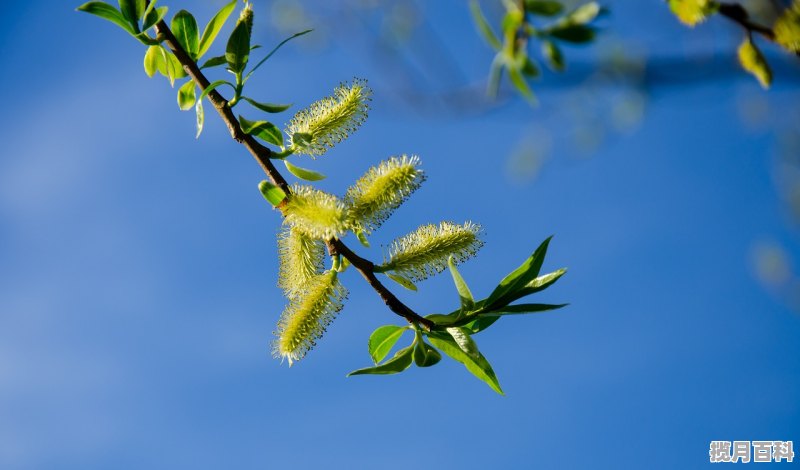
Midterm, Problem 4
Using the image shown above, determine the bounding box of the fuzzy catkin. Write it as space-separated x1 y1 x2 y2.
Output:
283 184 348 240
345 155 425 234
278 226 326 299
286 79 371 157
273 271 347 365
380 221 484 281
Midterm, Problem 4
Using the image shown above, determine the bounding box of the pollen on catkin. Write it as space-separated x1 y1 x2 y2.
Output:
344 155 425 234
273 270 347 365
278 225 326 299
379 221 484 282
283 184 348 240
238 2 254 34
286 79 372 157
668 0 717 27
775 1 800 53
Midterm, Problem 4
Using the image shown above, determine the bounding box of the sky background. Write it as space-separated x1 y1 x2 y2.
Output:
1 0 799 468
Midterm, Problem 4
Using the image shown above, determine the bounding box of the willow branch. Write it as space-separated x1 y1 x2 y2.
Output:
153 20 434 331
718 2 800 57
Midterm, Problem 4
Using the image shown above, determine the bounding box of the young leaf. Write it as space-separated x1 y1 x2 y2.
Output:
521 57 540 78
242 97 292 113
548 24 595 43
283 160 326 181
177 80 196 111
445 327 480 358
196 79 236 102
356 230 370 248
245 29 313 82
142 5 168 32
195 98 204 138
385 273 418 292
118 0 142 31
171 10 199 58
347 345 414 376
484 303 568 315
542 40 565 71
448 255 474 311
462 316 500 335
508 67 537 104
484 236 552 309
200 55 227 69
368 325 408 364
143 45 160 77
512 268 567 300
428 334 503 394
565 2 601 25
226 16 251 74
258 180 287 206
77 2 135 35
469 0 501 51
239 115 284 147
197 0 237 58
414 339 442 367
737 37 772 89
524 0 563 17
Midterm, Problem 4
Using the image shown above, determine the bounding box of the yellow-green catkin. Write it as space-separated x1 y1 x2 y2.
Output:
738 37 772 89
774 1 800 53
278 226 326 299
273 270 347 365
345 155 425 234
380 221 484 281
283 184 348 240
286 79 371 157
668 0 718 27
238 2 254 34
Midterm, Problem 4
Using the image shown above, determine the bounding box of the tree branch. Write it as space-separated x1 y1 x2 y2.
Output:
153 20 434 331
718 2 800 58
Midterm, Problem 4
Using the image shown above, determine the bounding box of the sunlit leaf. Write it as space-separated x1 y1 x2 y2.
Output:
242 97 292 113
239 115 283 147
469 0 501 50
428 334 503 394
283 160 326 181
348 345 414 376
198 0 237 58
368 325 408 364
245 29 313 82
171 9 199 58
258 180 287 206
448 255 474 311
386 273 418 292
177 80 196 110
77 2 135 35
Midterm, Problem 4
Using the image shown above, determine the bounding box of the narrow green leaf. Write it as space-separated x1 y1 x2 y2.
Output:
242 97 292 113
244 29 313 82
521 57 540 78
356 230 371 248
143 45 160 77
524 0 563 16
347 345 414 376
386 273 418 292
200 55 227 69
565 2 601 24
258 180 287 206
226 20 251 74
512 268 567 300
77 2 134 34
195 98 204 138
283 160 326 181
549 24 596 43
487 53 505 98
485 236 552 309
509 67 537 104
239 115 283 147
484 303 568 315
428 334 503 394
177 80 196 111
462 316 500 334
425 313 460 327
542 40 565 72
197 79 236 102
445 327 479 358
448 255 474 311
469 0 501 51
118 0 140 31
368 325 407 364
171 10 199 58
414 339 442 367
142 5 167 32
197 0 237 58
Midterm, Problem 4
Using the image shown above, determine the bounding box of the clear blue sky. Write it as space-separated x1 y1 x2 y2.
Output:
0 1 798 468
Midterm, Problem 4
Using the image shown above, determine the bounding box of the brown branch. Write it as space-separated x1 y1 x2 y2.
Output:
153 21 434 331
718 3 776 41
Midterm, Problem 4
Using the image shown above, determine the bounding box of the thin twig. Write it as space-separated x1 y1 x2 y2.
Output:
153 20 434 331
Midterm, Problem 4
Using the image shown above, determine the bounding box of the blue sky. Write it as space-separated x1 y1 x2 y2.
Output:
0 0 798 468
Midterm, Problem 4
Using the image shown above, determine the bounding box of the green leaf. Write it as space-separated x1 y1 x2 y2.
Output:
512 268 567 300
484 303 568 315
487 53 505 98
226 19 251 74
348 345 414 376
445 327 480 358
386 273 418 292
414 338 442 367
521 57 540 78
200 55 227 69
448 255 474 311
171 10 199 58
77 2 134 34
242 97 292 113
462 316 500 334
142 5 167 32
198 0 237 58
197 79 236 102
524 0 563 16
258 180 287 206
485 236 552 310
549 24 595 43
428 334 503 394
283 160 326 181
356 230 371 248
177 80 196 111
195 98 204 139
154 47 186 86
368 325 408 364
508 67 537 104
118 0 141 31
244 29 313 82
565 2 601 24
469 0 501 51
239 115 283 147
143 45 159 77
542 40 565 71
738 36 772 89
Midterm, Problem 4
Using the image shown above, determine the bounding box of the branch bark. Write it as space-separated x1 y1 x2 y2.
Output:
153 21 434 331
